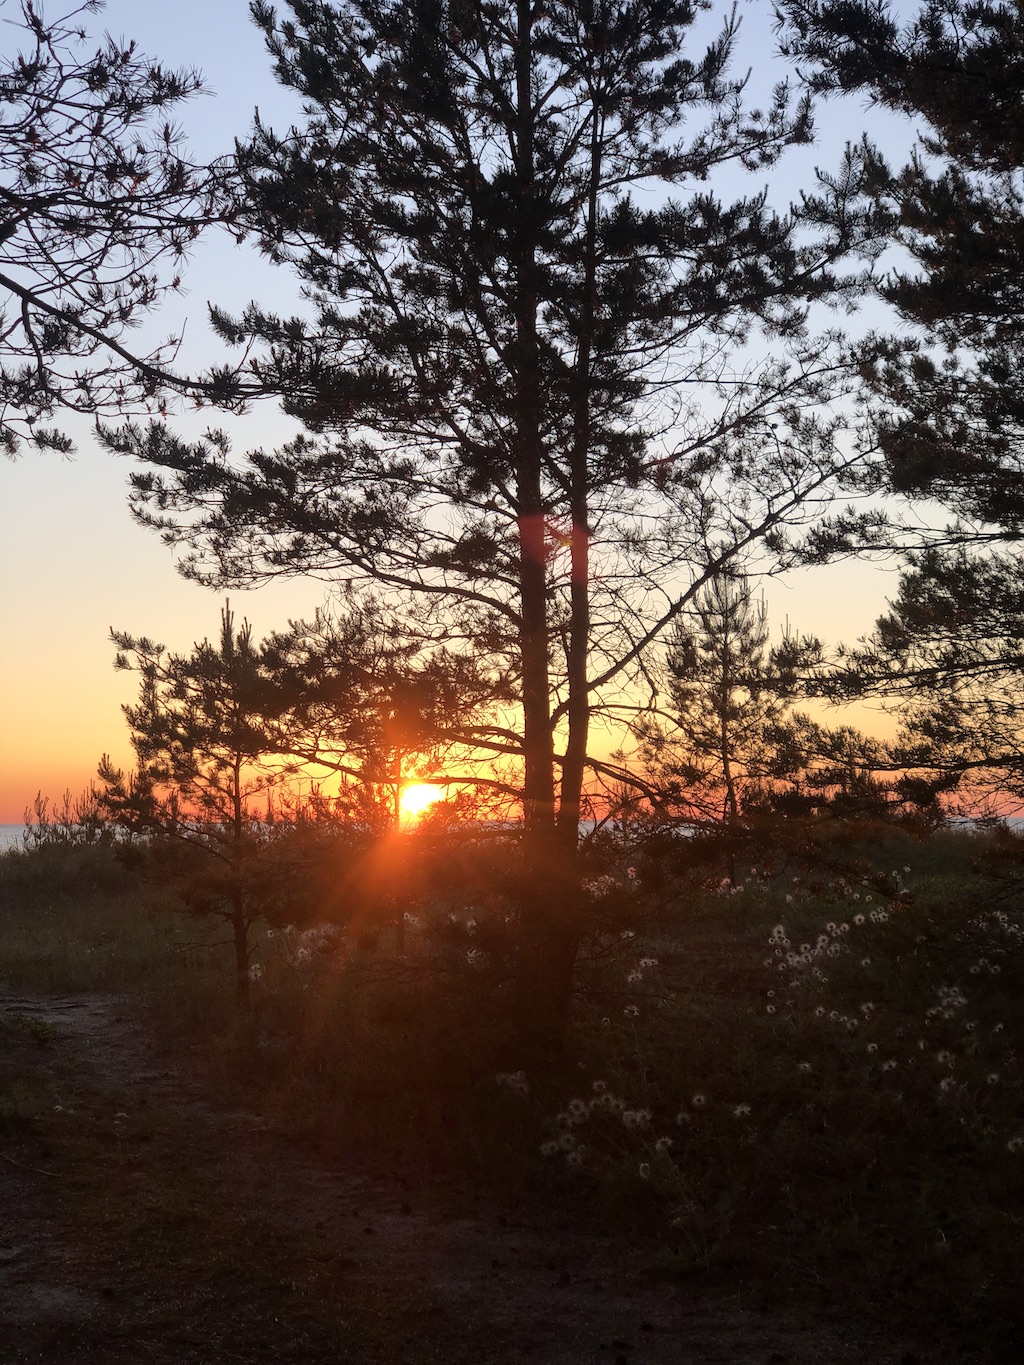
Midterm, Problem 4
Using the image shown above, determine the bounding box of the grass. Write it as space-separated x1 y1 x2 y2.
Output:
2 825 1023 1359
0 842 232 994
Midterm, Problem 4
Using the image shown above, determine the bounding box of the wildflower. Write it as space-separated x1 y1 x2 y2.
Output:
510 1070 529 1096
853 914 865 926
622 1108 652 1130
861 957 872 967
592 1080 607 1093
732 1104 751 1117
638 957 659 969
866 1043 878 1054
766 1005 776 1014
929 985 968 1021
624 1004 640 1018
1007 1137 1024 1154
496 1069 529 1096
938 1076 956 1094
567 1098 588 1122
654 1136 673 1153
691 1093 707 1108
540 1141 559 1157
248 963 264 982
638 1162 651 1179
675 1111 694 1125
566 1148 585 1167
881 1060 898 1072
586 875 618 897
797 1061 812 1073
466 948 482 964
987 1074 1000 1086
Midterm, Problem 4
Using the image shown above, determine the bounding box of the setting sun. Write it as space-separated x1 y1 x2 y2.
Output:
399 782 446 824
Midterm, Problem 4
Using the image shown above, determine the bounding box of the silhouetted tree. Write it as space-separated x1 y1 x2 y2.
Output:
0 1 239 455
652 574 822 818
822 547 1024 808
104 1 884 1045
776 2 1024 810
263 602 513 825
97 604 294 1007
778 0 1024 528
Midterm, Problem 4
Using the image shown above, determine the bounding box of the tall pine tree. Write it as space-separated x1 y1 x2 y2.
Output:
778 0 1024 527
0 1 236 454
778 2 1024 800
106 1 882 1043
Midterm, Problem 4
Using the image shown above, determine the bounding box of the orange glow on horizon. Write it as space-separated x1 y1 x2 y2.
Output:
399 782 446 825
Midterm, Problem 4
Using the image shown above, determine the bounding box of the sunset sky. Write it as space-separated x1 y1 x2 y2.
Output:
0 0 908 825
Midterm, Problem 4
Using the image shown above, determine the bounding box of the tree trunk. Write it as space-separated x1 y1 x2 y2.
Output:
510 0 572 1052
232 901 250 1012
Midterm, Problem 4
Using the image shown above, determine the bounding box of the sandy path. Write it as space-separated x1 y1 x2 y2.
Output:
0 991 922 1364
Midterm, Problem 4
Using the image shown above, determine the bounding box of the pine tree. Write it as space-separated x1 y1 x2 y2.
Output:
658 574 821 818
104 1 883 1044
262 602 510 826
825 547 1024 807
0 2 234 454
98 605 293 1008
778 0 1024 528
778 2 1024 803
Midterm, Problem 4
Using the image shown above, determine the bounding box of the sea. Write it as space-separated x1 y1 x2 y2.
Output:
0 825 27 854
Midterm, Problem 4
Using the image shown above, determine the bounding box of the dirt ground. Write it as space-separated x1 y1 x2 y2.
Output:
1 990 935 1364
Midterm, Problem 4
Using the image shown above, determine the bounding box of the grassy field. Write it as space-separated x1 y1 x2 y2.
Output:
2 824 1023 1360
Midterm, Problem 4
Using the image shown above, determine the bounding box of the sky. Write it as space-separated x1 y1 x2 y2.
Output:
0 0 912 824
